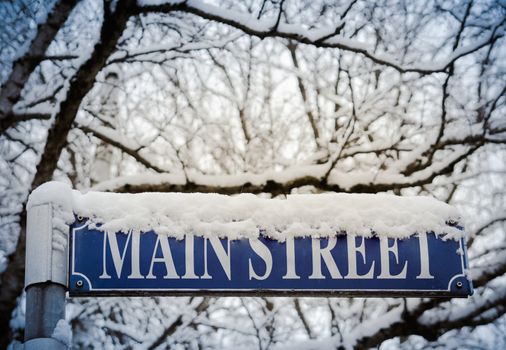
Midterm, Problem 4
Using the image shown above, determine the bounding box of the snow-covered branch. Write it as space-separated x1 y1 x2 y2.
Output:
91 144 479 195
0 0 78 122
1 0 506 348
137 0 504 74
77 123 168 173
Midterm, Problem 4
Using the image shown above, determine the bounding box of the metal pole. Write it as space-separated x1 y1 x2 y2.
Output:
24 283 67 349
24 200 69 349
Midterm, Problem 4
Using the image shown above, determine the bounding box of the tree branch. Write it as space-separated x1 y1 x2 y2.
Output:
0 0 140 346
78 123 167 173
136 0 504 74
0 0 78 119
0 113 51 134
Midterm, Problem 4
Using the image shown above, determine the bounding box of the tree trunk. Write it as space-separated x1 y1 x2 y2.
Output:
0 1 138 347
0 0 78 126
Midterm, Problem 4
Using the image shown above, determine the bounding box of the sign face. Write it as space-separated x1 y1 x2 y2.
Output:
69 218 472 297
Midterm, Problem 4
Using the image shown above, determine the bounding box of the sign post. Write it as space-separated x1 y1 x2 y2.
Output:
22 186 473 349
24 203 68 350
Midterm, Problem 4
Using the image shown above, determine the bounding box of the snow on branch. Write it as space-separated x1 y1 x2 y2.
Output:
136 0 504 74
420 281 506 331
107 32 242 65
469 250 506 289
0 113 52 134
466 213 506 248
77 123 168 173
0 0 78 119
90 143 477 197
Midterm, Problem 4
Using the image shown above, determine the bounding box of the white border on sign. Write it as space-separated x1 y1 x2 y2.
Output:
70 223 469 294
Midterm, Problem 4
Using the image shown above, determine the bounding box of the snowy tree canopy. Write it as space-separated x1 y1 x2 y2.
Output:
0 0 505 349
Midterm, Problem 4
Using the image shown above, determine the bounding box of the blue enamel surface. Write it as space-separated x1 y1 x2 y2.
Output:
69 219 472 297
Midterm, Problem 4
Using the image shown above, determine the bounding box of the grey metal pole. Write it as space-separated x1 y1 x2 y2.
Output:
24 283 66 348
24 201 70 350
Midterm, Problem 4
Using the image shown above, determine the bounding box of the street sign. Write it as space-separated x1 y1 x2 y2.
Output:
69 218 472 297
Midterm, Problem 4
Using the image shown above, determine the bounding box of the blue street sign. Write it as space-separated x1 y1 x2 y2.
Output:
69 218 472 297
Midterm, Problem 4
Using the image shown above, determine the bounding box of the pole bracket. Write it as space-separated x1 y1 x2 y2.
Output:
25 203 68 288
24 182 72 350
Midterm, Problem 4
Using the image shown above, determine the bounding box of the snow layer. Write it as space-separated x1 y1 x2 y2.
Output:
27 181 463 240
51 319 72 347
26 181 75 251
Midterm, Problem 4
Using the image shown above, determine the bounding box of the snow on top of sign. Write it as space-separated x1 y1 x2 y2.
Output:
27 181 464 240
